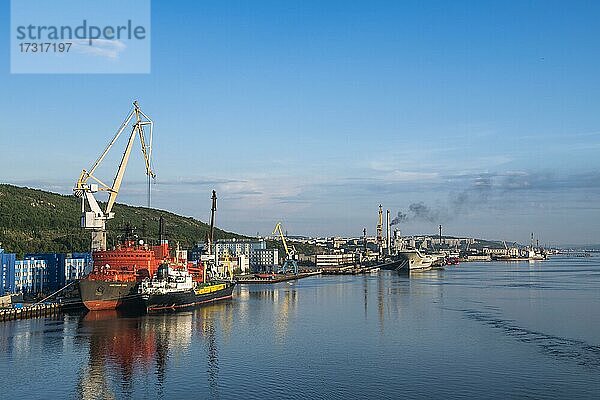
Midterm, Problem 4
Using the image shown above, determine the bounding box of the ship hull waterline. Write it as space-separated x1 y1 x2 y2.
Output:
142 283 235 313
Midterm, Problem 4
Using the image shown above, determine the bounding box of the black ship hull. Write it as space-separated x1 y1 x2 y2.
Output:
142 282 235 312
377 259 404 271
79 279 143 311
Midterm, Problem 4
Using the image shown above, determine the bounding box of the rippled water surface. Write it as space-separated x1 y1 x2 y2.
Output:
2 256 600 399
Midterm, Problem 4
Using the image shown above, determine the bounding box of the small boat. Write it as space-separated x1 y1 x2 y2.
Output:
445 256 460 265
139 264 235 312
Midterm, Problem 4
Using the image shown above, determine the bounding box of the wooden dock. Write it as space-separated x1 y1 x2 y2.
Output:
321 265 381 275
1 303 62 322
236 271 321 284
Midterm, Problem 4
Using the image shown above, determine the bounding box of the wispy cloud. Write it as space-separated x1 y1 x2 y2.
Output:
71 39 127 59
151 177 246 186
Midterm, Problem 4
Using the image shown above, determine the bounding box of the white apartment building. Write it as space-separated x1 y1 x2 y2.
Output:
215 239 266 257
14 259 48 293
250 248 279 272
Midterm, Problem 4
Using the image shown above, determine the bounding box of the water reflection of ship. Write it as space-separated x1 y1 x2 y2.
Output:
195 301 235 400
77 311 157 400
362 271 445 334
77 309 200 400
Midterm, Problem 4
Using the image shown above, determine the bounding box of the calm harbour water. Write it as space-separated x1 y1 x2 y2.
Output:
2 256 600 399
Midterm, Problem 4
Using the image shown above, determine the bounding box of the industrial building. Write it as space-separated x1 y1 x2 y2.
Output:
1 247 16 295
215 238 266 256
250 248 279 272
214 239 278 272
316 253 358 268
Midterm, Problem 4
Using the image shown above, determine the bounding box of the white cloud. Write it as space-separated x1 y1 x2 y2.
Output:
388 170 439 182
71 39 126 59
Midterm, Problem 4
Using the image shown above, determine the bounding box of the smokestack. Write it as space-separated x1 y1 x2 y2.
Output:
531 232 534 248
158 215 165 244
439 224 442 247
386 209 391 256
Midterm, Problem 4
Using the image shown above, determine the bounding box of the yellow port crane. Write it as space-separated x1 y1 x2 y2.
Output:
73 101 155 251
272 222 298 274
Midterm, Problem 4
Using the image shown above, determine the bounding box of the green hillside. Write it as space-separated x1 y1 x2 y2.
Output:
0 184 242 256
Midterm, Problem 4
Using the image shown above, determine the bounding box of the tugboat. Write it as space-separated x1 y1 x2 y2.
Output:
136 189 235 313
138 264 235 312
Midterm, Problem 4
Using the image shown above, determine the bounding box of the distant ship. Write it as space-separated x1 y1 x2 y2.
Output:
397 249 436 273
139 264 235 312
376 248 443 273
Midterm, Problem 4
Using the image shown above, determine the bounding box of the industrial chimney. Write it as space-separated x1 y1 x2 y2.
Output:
386 209 391 256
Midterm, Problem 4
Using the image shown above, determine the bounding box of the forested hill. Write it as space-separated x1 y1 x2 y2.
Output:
0 184 242 256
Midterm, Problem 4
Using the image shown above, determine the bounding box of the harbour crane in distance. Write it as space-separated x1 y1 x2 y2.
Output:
272 222 298 274
73 101 155 251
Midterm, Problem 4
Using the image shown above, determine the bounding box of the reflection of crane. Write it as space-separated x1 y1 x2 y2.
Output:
73 101 155 251
272 222 298 274
363 227 368 258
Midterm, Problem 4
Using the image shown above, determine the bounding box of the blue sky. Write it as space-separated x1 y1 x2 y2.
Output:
1 0 600 244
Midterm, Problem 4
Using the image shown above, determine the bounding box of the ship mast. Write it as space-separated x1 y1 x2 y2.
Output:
207 190 217 255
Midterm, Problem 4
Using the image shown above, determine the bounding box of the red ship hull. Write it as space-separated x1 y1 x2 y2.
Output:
84 300 119 311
